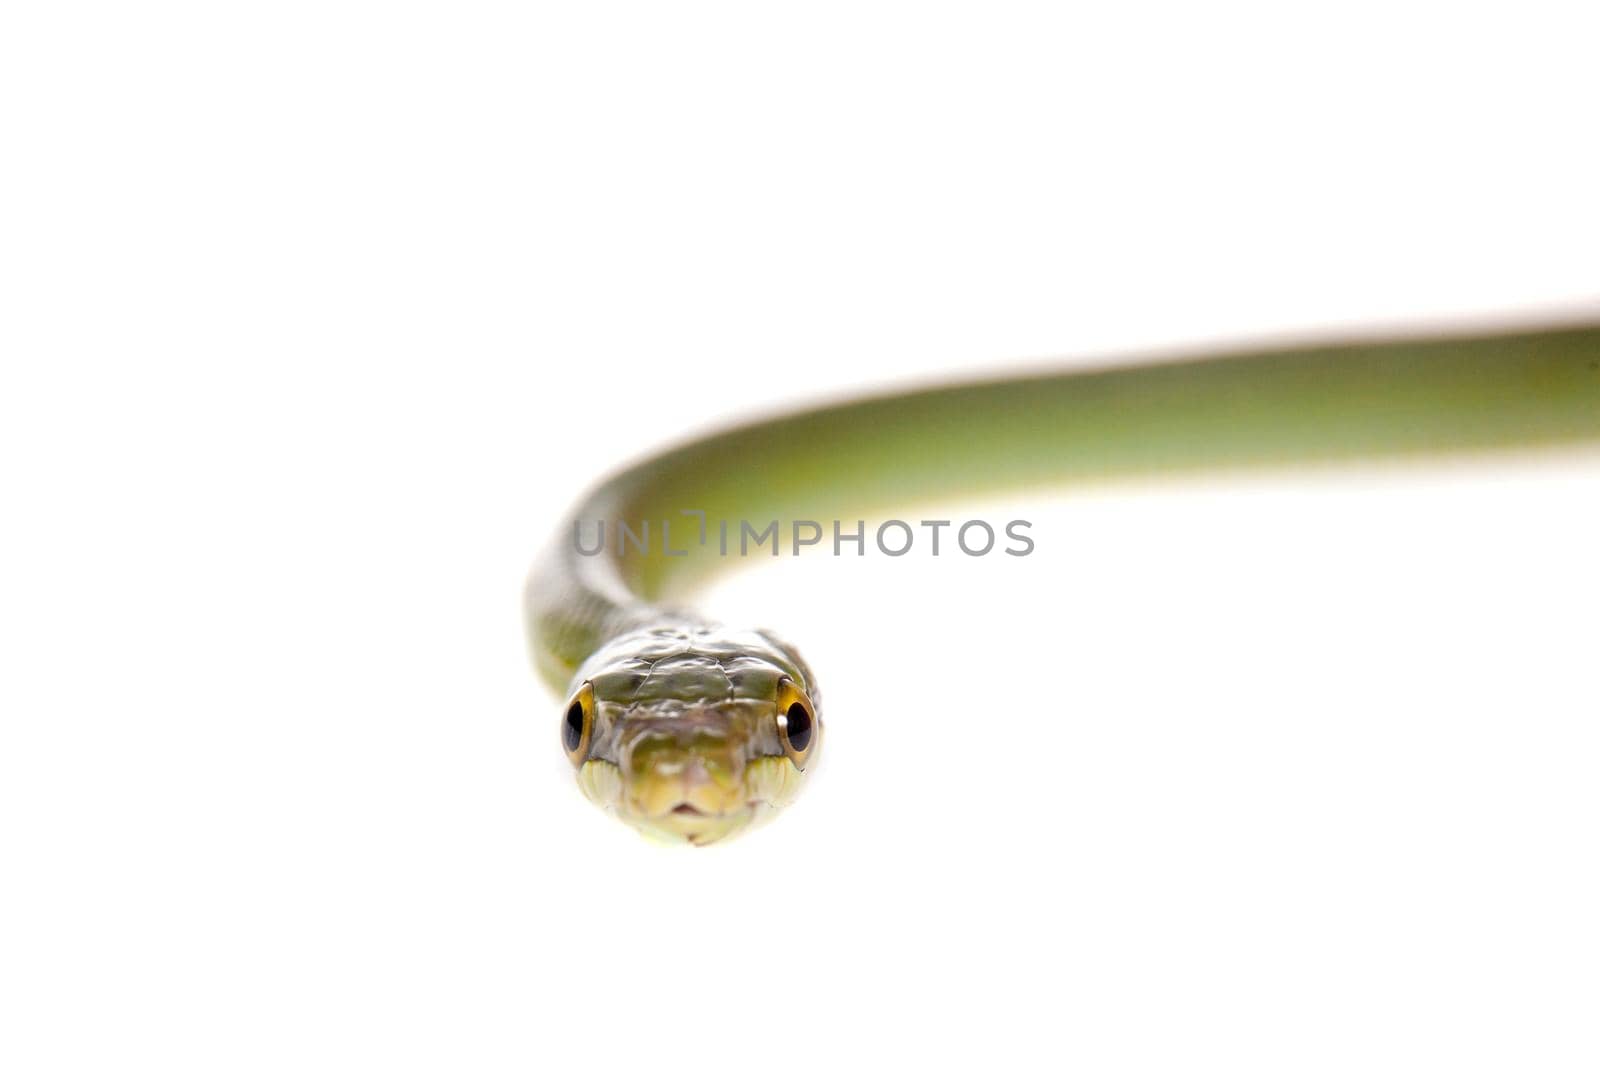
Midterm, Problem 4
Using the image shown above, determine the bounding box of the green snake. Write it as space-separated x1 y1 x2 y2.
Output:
524 322 1600 845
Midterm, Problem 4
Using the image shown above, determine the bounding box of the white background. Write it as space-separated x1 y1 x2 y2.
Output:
3 2 1598 1063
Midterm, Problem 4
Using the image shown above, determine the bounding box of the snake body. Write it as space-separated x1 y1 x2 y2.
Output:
525 322 1600 845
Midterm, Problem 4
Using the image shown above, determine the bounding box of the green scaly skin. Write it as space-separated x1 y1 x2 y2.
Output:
526 322 1600 845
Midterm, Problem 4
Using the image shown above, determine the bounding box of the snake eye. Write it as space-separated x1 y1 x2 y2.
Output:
775 677 818 769
563 681 596 766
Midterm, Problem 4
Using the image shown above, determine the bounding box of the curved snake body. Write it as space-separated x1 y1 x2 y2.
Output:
526 323 1600 844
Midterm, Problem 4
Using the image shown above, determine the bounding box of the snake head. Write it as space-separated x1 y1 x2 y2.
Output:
559 624 821 846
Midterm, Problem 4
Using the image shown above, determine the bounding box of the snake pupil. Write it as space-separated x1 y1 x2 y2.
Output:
784 703 812 751
563 702 585 752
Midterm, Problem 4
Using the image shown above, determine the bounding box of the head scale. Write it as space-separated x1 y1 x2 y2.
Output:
559 621 821 846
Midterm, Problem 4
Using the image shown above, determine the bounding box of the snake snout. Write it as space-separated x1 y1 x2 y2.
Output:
620 718 750 819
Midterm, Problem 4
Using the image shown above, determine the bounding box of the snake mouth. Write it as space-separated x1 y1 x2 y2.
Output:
575 755 806 845
637 802 758 847
669 801 764 818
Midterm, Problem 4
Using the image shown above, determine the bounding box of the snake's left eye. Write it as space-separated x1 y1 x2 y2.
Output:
775 677 818 769
563 681 596 766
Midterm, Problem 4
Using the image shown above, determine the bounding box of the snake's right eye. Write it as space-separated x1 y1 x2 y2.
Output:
563 681 596 766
